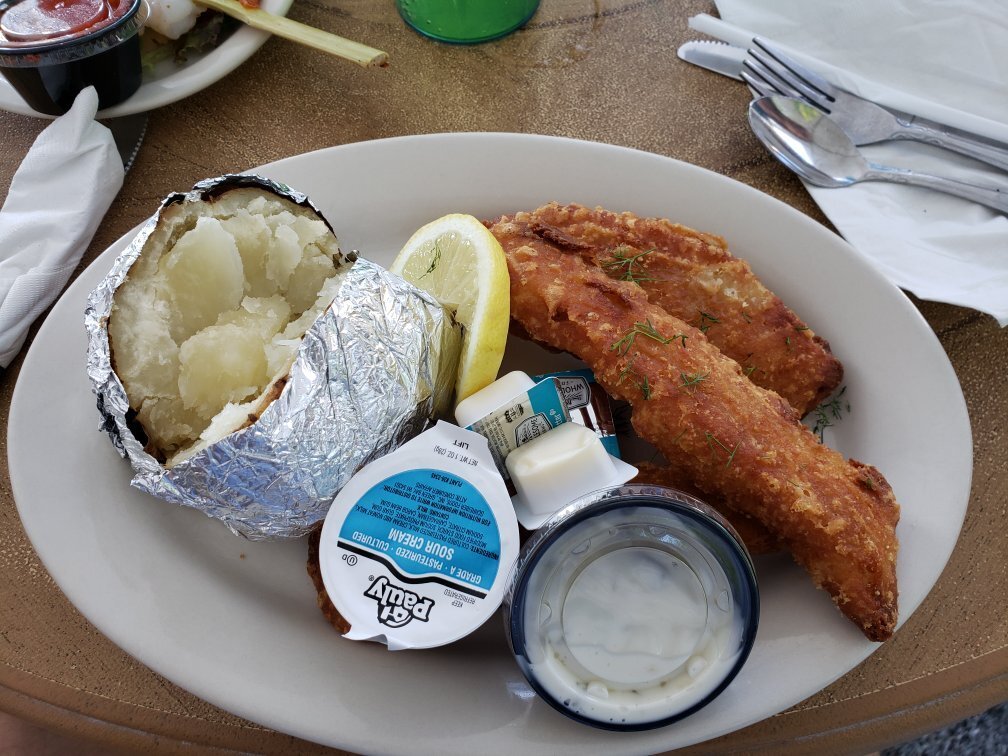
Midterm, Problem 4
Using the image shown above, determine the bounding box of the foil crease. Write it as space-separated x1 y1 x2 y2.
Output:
85 174 461 540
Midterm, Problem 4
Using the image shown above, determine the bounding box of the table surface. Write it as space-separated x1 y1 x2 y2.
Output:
1 1 1006 754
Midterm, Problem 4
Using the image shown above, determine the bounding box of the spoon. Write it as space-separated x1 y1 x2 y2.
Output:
748 95 1008 214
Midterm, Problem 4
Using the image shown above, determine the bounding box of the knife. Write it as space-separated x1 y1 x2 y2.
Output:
103 112 149 173
677 40 745 81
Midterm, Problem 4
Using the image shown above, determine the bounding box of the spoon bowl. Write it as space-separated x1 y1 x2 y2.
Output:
747 95 1008 213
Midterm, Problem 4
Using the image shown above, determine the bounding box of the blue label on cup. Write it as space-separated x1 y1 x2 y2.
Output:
337 468 502 597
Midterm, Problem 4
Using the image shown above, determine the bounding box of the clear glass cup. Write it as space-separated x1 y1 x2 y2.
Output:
396 0 540 44
502 484 760 730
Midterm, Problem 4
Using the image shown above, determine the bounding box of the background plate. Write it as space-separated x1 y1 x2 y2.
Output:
8 133 972 754
0 0 293 119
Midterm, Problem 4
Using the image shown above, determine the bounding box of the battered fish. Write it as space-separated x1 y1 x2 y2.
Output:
494 203 843 417
491 216 899 641
307 529 350 635
632 462 780 556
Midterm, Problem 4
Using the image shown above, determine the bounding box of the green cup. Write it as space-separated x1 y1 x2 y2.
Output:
397 0 540 44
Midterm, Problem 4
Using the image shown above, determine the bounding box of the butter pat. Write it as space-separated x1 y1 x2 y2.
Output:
506 423 637 529
454 371 535 428
455 370 569 483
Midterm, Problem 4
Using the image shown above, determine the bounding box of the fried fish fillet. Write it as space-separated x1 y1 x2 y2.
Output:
307 529 350 635
632 462 780 556
491 216 900 641
497 203 843 417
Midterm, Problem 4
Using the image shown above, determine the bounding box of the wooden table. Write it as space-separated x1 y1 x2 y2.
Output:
1 1 1005 753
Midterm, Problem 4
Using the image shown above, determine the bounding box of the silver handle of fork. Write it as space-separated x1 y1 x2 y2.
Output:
892 116 1008 172
865 163 1008 213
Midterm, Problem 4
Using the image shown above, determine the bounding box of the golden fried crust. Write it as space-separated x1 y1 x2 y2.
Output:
491 221 899 641
632 462 781 556
489 203 843 417
307 529 351 635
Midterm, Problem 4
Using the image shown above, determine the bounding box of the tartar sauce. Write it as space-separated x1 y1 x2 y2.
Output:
504 486 759 730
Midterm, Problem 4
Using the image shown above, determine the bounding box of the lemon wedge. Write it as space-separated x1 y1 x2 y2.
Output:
391 214 510 402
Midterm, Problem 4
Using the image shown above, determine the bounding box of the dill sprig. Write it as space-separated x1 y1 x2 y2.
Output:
810 386 850 443
420 240 443 279
610 319 676 356
618 358 653 399
698 310 720 334
741 352 758 378
602 245 655 284
610 320 688 398
679 371 709 393
705 432 739 468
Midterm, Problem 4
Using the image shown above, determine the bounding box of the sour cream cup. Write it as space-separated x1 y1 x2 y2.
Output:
503 484 759 731
0 0 148 115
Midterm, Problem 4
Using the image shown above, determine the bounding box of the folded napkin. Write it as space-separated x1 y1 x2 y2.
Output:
691 0 1008 326
0 87 124 368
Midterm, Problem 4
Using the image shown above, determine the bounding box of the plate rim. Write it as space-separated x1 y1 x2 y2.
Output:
8 132 973 753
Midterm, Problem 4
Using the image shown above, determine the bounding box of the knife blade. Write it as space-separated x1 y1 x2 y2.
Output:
103 112 148 173
677 40 745 81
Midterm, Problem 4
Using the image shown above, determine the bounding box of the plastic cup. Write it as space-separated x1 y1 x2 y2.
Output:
0 0 148 115
396 0 540 44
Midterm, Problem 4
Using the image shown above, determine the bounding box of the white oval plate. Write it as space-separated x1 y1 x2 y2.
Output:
9 133 972 754
0 0 292 119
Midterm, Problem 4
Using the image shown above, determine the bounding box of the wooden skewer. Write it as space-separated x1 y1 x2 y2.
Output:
195 0 388 67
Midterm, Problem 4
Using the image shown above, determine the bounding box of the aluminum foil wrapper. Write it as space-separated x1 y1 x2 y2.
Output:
85 174 462 540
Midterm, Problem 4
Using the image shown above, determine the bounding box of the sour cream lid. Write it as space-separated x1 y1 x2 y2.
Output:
503 484 759 730
319 421 520 650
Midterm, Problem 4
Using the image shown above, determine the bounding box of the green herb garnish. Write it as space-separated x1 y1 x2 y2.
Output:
679 371 709 393
810 386 850 443
610 319 675 355
603 246 655 284
618 358 654 399
705 432 739 468
698 310 720 334
421 241 443 279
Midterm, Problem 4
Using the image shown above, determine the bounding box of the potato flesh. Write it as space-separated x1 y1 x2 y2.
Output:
162 217 246 343
109 189 345 465
179 323 269 417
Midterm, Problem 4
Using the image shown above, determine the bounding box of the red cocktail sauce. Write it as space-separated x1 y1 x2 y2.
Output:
0 0 131 44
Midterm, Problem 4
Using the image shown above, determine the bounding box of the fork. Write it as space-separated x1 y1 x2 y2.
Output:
741 38 1008 172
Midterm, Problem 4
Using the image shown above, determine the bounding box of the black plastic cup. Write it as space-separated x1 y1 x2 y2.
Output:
0 0 148 116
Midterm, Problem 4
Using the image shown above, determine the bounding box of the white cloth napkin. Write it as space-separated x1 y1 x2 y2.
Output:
0 87 124 367
690 1 1008 326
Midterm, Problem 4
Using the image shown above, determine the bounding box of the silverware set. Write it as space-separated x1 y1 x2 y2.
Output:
679 37 1008 211
748 95 1008 213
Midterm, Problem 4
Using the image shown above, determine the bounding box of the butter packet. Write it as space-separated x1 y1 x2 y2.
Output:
454 371 570 483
